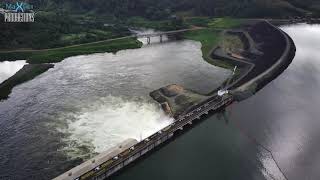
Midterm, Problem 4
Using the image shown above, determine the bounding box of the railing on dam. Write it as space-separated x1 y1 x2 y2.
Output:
54 95 233 180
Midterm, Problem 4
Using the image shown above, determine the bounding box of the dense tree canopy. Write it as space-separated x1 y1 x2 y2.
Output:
26 0 320 18
1 0 319 50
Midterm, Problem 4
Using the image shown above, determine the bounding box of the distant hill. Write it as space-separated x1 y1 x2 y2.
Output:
0 0 319 50
27 0 320 19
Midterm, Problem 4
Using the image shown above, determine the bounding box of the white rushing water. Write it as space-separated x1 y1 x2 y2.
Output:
59 96 173 157
0 60 27 83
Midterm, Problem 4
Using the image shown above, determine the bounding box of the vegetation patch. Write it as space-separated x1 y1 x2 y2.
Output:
208 18 242 29
0 38 143 64
126 16 187 31
0 12 130 50
183 29 220 59
185 17 211 27
182 18 243 69
221 34 245 53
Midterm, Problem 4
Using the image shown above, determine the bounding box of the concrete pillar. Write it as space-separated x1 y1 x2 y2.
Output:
147 37 151 44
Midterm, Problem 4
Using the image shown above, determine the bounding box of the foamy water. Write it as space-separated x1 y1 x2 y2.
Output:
0 60 26 83
58 96 173 158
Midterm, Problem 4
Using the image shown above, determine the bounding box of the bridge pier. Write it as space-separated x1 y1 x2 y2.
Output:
147 37 151 44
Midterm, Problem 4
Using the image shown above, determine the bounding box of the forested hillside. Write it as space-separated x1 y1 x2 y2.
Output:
0 0 319 50
29 0 320 19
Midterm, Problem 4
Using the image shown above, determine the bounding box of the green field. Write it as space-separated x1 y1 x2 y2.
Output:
0 38 143 64
126 16 187 31
208 18 242 29
183 18 241 69
183 29 221 59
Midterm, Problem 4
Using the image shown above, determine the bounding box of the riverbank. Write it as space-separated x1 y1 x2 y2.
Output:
0 64 54 100
0 38 142 100
151 20 296 118
182 17 241 69
0 18 235 101
0 38 142 64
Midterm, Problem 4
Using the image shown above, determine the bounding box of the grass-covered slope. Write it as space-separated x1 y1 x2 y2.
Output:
0 38 142 64
183 18 241 68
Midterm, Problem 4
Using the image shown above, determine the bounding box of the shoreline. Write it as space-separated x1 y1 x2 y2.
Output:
0 18 304 101
151 20 296 117
0 64 54 100
0 38 143 101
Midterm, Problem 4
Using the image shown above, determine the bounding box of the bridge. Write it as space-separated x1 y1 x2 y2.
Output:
133 28 202 44
54 94 233 180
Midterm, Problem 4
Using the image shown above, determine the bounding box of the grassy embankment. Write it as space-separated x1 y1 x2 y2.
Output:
183 17 242 69
124 16 242 69
0 38 142 64
126 16 188 31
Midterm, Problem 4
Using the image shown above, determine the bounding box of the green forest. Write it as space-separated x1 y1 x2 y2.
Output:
1 0 319 50
27 0 320 19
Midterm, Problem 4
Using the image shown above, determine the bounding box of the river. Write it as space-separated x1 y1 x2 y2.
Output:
0 24 318 180
112 24 320 180
0 32 229 179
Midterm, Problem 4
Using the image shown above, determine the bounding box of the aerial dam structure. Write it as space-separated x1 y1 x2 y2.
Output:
54 21 296 180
